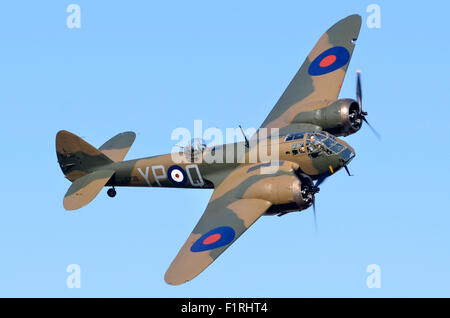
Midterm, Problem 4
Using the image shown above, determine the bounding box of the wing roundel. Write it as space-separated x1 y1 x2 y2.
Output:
164 160 300 285
260 14 362 129
164 198 271 285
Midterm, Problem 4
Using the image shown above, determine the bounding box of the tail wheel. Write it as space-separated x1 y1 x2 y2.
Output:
107 188 116 198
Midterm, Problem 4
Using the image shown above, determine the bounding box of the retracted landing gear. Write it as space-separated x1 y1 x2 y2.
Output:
107 187 116 198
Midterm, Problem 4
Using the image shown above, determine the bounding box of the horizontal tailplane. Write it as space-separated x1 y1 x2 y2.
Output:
63 170 115 210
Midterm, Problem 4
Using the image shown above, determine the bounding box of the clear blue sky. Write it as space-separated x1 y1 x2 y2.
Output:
1 1 449 297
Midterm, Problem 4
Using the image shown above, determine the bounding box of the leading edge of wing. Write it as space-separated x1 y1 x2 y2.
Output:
164 161 300 285
164 198 271 285
260 14 362 129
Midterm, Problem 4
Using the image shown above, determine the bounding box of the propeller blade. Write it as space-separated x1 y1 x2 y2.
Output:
362 117 381 140
311 176 327 232
315 176 327 188
312 199 318 232
356 70 362 108
356 70 381 140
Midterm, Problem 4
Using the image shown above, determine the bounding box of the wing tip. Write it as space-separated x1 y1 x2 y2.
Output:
343 14 362 24
328 14 362 33
120 131 137 140
164 271 190 286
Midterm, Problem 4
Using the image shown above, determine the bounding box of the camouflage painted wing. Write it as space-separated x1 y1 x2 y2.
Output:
260 14 362 129
165 161 300 285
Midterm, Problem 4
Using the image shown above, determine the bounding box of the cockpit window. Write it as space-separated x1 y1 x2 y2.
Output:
298 142 305 153
328 133 336 140
330 143 344 153
291 143 298 155
285 131 333 142
284 130 353 159
323 138 335 148
284 132 305 142
315 134 327 141
340 148 354 161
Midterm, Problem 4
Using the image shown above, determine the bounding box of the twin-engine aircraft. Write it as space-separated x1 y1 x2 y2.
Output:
56 14 374 285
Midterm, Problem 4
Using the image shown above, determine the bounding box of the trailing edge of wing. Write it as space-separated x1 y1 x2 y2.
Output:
164 198 271 285
164 160 300 285
260 14 362 129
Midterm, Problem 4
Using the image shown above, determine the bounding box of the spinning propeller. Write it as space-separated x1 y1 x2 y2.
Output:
311 176 327 232
310 71 381 231
356 70 381 140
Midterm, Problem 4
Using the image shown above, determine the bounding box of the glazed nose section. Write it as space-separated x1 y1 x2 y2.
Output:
338 145 355 163
325 138 355 164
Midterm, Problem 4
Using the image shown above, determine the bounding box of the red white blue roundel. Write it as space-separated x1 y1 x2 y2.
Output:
308 46 350 76
190 226 236 252
167 165 187 185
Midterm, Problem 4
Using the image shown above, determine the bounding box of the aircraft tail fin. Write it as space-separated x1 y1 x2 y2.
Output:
56 130 137 210
56 130 114 182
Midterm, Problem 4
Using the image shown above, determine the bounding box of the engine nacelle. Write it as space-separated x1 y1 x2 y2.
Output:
293 99 362 137
241 174 314 215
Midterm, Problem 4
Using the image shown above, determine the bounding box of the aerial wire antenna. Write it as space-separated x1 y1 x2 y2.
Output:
238 125 249 148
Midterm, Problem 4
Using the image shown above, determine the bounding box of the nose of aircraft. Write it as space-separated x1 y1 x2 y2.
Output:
329 137 355 166
338 144 355 163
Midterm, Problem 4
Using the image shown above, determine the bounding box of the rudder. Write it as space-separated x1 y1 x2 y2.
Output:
56 130 113 182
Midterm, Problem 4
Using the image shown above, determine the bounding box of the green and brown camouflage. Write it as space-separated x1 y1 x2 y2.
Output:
98 131 136 162
56 14 363 285
259 14 362 137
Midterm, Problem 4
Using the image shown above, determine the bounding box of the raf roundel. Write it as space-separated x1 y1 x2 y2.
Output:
167 165 187 185
308 46 350 76
190 226 236 252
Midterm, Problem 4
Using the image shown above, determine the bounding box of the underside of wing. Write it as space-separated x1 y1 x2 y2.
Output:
260 14 362 130
164 198 271 285
165 161 301 285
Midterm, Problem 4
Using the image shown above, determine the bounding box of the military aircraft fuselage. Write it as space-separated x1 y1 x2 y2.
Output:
105 130 355 192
